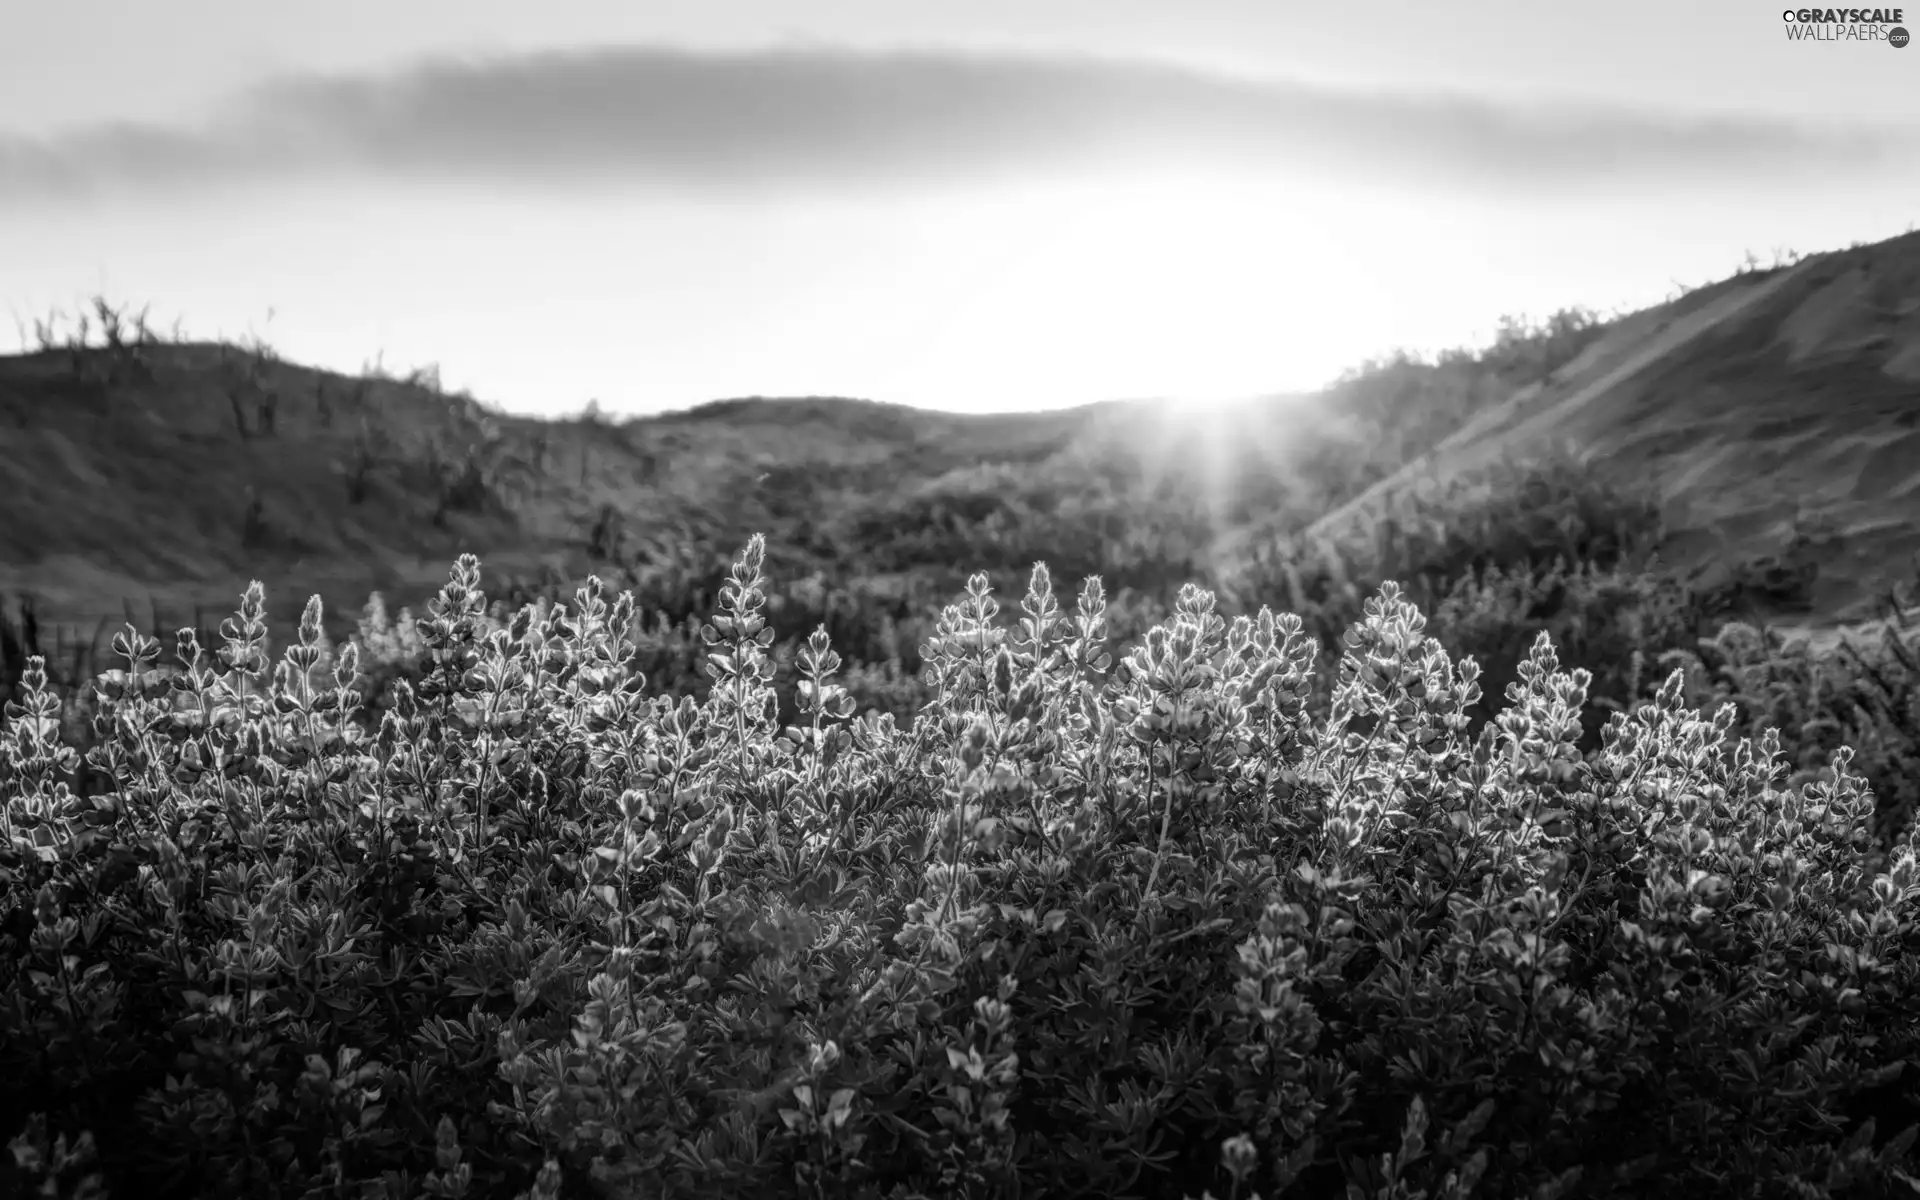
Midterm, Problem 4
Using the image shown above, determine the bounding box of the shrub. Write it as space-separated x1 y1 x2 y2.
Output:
1426 556 1699 745
1 540 1917 1199
1661 598 1920 852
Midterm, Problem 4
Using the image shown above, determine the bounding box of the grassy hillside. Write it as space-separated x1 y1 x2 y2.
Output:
1255 232 1920 629
0 295 1609 646
5 235 1920 849
12 235 1920 655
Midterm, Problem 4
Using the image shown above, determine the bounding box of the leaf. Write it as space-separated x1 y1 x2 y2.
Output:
1443 1099 1496 1154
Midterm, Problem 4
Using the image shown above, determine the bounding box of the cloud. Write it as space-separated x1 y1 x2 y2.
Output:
1 44 1911 203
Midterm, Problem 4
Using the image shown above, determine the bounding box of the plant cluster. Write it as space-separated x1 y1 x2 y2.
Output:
3 537 1918 1199
415 416 543 527
835 464 1217 598
15 297 168 393
216 338 283 442
1223 454 1920 852
1664 596 1920 850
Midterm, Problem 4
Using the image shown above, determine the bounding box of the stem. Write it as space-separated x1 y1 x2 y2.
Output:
1142 751 1170 907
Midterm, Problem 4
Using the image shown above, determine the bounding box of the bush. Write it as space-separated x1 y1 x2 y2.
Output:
3 540 1918 1199
1661 600 1920 852
1426 556 1697 740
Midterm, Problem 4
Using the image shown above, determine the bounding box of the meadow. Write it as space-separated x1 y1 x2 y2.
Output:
4 278 1920 1198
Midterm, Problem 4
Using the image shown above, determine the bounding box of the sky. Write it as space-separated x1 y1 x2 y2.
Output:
2 0 1917 416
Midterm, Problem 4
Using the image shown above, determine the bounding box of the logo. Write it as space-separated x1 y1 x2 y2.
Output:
1782 7 1910 41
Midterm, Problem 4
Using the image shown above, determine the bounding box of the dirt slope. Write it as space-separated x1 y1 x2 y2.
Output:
1289 232 1920 627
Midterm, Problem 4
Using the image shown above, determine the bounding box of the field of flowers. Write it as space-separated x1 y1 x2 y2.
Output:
5 296 1920 1197
4 530 1919 1199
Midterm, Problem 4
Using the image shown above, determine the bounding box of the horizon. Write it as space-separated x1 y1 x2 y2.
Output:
2 233 1890 425
4 1 1917 418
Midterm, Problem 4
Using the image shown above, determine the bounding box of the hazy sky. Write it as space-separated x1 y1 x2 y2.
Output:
3 0 1916 415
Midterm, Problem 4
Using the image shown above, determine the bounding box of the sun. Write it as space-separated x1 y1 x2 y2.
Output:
1109 391 1316 539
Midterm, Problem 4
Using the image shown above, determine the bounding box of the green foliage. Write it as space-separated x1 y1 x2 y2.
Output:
351 562 937 732
3 540 1919 1199
1267 307 1609 524
1426 557 1695 737
1661 593 1920 852
339 416 387 506
1225 450 1920 849
409 413 541 527
5 285 1919 1196
17 296 164 394
215 338 280 442
1233 446 1665 635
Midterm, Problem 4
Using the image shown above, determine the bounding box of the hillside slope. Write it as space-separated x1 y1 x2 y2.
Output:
0 343 1113 640
1250 232 1920 627
5 230 1918 654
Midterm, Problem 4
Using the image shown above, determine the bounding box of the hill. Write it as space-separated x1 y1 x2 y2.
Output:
0 338 1109 643
3 230 1918 660
1233 232 1920 630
